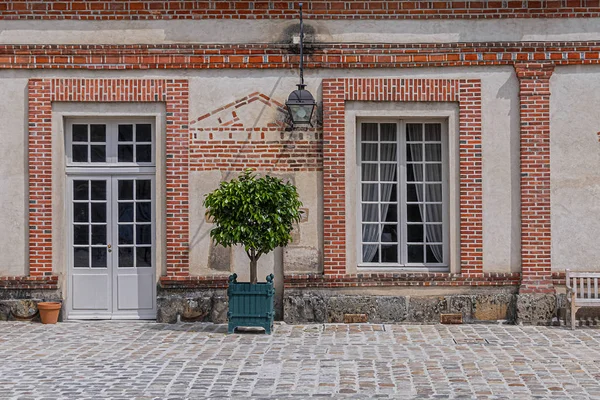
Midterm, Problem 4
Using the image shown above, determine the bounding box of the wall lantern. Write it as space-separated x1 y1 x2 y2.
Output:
286 2 316 126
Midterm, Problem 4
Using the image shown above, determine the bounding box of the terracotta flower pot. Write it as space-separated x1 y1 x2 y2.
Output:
37 302 61 324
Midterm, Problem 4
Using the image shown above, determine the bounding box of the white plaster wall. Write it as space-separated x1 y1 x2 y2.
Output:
0 78 28 276
3 19 600 44
550 66 600 271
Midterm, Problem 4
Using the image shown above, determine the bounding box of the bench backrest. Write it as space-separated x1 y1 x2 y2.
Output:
566 270 600 303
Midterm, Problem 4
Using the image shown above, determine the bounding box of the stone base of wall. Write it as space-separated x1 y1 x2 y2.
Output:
0 289 62 322
157 287 228 324
283 288 519 324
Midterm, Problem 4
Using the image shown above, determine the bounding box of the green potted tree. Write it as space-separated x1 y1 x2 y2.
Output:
204 169 302 334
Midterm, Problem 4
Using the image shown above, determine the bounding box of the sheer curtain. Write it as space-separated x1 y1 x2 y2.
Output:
407 124 443 263
362 124 397 263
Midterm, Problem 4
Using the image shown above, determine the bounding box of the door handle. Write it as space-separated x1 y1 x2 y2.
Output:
107 244 112 252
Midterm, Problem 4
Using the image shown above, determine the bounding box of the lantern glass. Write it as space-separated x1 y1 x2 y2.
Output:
286 88 316 126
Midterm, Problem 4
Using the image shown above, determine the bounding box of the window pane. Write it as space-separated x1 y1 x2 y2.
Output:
73 225 89 245
119 225 134 245
136 225 152 245
426 245 443 263
426 205 443 222
407 184 422 202
361 123 378 141
90 145 106 163
407 163 421 182
72 145 88 162
73 248 89 268
118 180 134 200
362 184 378 201
362 204 378 222
136 202 152 223
380 143 397 161
119 247 134 268
407 205 422 222
406 144 423 162
136 180 152 200
380 164 397 182
118 124 133 142
381 225 397 243
72 125 88 142
425 144 441 162
362 245 379 263
425 124 441 141
90 125 106 142
119 202 134 222
136 145 152 163
91 248 107 268
380 183 397 202
361 164 377 181
407 224 424 243
118 144 134 162
382 203 397 222
380 124 396 141
90 181 106 200
73 203 88 222
136 124 152 142
361 143 378 161
426 184 442 202
426 164 442 182
136 247 152 267
91 203 106 223
381 245 398 263
407 245 424 263
73 181 89 200
91 225 106 245
362 224 379 243
406 124 422 141
425 224 443 243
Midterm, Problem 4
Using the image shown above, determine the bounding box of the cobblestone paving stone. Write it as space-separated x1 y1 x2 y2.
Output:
1 322 600 399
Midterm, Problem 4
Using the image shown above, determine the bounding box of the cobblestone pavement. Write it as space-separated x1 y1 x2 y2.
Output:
1 322 600 399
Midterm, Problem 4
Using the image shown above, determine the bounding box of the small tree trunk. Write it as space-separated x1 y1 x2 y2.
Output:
250 249 258 284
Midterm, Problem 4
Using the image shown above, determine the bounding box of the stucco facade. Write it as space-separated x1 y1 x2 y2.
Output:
1 1 600 324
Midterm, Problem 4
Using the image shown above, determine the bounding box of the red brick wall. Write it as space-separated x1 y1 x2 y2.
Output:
515 63 555 294
3 42 600 70
3 1 600 19
321 78 483 275
28 78 190 281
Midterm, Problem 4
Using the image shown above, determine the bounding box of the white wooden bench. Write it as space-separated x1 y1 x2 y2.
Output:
566 269 600 329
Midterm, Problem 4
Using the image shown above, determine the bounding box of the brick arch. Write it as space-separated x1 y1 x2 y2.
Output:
321 78 483 275
27 78 189 279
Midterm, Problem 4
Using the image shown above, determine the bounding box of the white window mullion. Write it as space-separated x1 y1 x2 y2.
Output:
399 120 407 266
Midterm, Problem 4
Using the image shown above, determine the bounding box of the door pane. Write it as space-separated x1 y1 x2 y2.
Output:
91 248 107 268
136 180 152 200
73 248 89 268
136 247 152 268
119 247 134 268
91 225 107 245
73 225 89 245
73 203 89 222
91 181 106 200
119 203 134 222
136 203 151 222
119 225 134 245
91 203 106 223
136 225 151 245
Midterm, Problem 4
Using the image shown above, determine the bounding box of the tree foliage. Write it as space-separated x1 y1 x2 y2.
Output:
203 170 303 283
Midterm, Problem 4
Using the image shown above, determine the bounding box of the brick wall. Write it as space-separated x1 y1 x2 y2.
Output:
515 63 555 294
28 78 190 283
321 78 483 275
4 42 600 70
3 1 600 20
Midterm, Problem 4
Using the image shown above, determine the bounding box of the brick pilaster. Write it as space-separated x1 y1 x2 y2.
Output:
515 63 555 294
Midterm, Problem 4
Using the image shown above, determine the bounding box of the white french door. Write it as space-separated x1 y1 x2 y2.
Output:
67 175 156 319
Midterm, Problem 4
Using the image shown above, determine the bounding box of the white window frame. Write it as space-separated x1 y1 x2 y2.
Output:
356 118 449 271
65 118 155 168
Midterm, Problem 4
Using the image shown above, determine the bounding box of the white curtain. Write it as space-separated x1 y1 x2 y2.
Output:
408 125 443 263
362 124 397 263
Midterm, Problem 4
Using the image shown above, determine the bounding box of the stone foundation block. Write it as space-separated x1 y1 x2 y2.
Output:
157 288 228 324
515 293 557 325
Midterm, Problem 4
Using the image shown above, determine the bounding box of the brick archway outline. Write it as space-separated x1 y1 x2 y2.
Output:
28 78 189 280
321 78 483 275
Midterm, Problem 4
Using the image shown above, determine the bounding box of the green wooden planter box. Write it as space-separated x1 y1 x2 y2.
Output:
227 273 275 334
